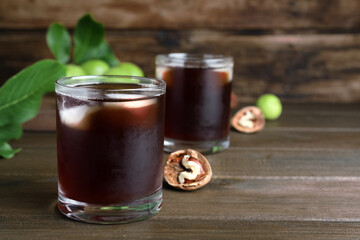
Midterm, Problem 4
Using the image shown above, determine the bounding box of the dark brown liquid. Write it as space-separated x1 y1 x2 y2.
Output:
162 67 231 141
56 83 165 204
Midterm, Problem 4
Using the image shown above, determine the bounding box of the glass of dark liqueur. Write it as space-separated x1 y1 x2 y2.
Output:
55 75 166 224
156 53 233 153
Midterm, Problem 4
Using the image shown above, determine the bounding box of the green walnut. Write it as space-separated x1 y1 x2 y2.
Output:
81 59 110 75
105 62 144 77
65 64 86 77
256 94 282 120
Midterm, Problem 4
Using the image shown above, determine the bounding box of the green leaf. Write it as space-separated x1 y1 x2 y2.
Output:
98 41 120 67
0 142 21 159
46 23 71 64
0 59 66 126
73 14 119 66
0 123 22 143
73 14 104 64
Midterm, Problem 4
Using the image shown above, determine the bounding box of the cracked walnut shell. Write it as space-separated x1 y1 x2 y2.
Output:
163 149 212 191
231 106 265 133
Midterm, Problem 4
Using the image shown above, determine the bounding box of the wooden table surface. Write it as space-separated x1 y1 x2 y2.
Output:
1 103 360 239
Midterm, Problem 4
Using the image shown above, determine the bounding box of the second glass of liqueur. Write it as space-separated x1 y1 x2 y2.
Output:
156 53 233 153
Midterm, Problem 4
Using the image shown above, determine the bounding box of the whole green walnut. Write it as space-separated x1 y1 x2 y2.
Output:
65 64 86 77
105 62 144 77
256 94 282 120
81 59 110 75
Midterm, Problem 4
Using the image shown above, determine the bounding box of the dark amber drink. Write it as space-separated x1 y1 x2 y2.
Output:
156 54 233 153
55 76 165 224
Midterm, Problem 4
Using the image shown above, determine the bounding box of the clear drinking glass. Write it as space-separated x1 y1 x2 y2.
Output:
55 75 166 224
156 53 233 153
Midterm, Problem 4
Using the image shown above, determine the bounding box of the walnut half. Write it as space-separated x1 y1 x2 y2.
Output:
231 106 265 133
163 149 212 191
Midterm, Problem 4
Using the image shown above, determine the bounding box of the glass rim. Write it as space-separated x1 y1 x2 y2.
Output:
55 75 166 100
156 53 233 68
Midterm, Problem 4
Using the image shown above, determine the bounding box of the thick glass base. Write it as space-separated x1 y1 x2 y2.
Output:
164 136 230 154
57 188 162 224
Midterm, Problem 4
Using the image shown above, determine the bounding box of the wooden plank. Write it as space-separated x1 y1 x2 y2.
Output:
207 148 360 178
230 130 360 150
1 215 360 240
1 176 360 239
2 131 360 178
1 171 360 220
161 179 360 221
1 31 360 103
23 95 360 132
22 98 360 132
0 0 359 31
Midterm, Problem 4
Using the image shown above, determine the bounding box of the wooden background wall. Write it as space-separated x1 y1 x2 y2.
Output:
0 0 359 103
